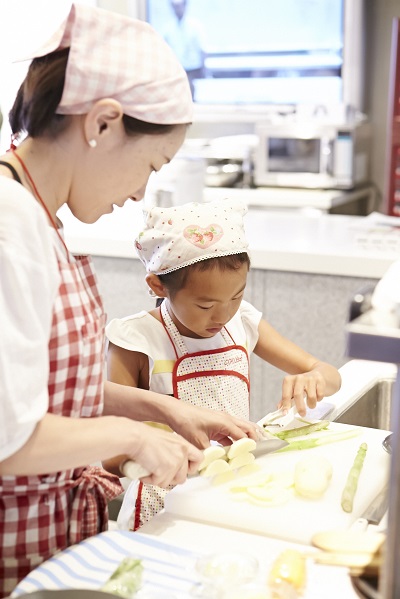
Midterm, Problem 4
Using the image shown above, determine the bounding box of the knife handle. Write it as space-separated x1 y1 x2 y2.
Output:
120 460 150 480
350 517 369 532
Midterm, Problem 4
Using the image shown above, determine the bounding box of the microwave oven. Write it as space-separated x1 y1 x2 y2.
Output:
254 120 370 189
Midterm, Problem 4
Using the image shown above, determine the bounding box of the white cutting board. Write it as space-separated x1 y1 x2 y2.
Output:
164 423 391 545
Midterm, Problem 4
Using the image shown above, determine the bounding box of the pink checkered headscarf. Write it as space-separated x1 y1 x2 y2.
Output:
135 199 249 275
23 3 193 125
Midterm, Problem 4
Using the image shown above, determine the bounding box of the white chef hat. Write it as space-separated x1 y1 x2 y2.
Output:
21 3 193 125
135 199 249 275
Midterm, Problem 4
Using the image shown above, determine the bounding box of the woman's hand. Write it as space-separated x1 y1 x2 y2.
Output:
103 381 263 451
278 370 327 417
0 413 202 485
167 403 263 449
125 422 203 487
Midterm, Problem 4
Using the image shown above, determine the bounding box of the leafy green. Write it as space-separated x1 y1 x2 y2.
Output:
101 557 143 597
341 442 368 513
276 429 361 452
274 420 330 440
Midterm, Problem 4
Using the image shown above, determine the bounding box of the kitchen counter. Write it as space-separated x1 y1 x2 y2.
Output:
203 184 377 214
139 514 360 598
134 359 394 598
59 203 400 279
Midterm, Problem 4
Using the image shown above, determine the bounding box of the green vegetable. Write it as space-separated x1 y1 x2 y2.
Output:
101 557 143 597
276 428 361 452
341 442 368 513
274 420 330 440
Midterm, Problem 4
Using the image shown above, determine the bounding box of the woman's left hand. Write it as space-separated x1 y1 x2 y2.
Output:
278 370 327 417
169 403 263 449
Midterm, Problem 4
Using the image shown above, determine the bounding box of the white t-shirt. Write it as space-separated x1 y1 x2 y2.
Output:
106 300 262 396
0 177 60 460
106 299 262 531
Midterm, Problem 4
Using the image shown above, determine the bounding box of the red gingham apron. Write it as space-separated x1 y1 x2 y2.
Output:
134 300 250 530
0 239 122 598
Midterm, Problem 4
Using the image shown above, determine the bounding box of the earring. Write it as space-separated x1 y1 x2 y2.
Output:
148 288 157 297
88 139 97 148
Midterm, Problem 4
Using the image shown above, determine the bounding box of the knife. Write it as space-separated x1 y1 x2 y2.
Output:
121 437 288 480
351 484 389 532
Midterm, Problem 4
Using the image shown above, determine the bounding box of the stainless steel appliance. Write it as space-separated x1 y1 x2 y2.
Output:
346 296 400 598
254 118 370 190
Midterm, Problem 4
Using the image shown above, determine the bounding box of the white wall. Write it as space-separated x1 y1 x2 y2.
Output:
0 0 96 151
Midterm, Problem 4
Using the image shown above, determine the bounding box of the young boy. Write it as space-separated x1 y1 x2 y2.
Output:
105 199 341 529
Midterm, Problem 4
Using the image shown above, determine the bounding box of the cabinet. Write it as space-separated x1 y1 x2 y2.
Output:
386 18 400 216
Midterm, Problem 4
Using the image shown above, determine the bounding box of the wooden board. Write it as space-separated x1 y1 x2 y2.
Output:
164 423 391 545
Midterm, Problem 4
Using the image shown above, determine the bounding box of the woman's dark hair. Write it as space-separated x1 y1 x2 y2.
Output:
157 253 251 302
9 48 176 139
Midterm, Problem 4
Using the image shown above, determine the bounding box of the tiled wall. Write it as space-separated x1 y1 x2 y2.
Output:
93 255 377 422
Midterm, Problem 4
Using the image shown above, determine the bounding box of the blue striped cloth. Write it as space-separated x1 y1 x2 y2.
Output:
12 530 202 598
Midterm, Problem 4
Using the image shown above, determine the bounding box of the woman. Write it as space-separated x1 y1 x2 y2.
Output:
0 5 258 596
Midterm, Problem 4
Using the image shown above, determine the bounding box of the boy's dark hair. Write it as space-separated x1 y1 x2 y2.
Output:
157 252 250 303
9 48 177 139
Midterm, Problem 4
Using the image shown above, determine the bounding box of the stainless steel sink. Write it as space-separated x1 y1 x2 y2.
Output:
334 378 395 430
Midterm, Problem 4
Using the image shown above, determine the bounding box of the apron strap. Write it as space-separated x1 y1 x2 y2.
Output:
0 160 22 184
160 300 189 357
220 327 235 345
160 299 237 355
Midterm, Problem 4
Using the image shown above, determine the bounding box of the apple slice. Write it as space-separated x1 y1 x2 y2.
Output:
200 458 231 477
312 530 385 554
228 452 255 470
197 445 227 471
247 484 291 506
226 438 257 460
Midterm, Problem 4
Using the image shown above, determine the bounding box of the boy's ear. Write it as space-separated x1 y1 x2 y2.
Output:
146 274 168 298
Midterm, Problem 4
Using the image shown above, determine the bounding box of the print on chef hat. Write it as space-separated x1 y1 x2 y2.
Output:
134 199 249 275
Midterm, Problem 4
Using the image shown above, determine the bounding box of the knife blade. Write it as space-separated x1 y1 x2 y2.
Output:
351 484 389 531
252 437 288 458
121 437 288 481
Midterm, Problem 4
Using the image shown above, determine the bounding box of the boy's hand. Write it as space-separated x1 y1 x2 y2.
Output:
278 370 326 417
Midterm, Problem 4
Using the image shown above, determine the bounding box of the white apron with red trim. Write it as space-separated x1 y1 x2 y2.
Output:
0 240 122 598
134 300 250 529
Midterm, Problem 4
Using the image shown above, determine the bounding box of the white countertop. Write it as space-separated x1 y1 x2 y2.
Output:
138 514 360 598
134 359 396 598
59 202 399 278
203 184 374 210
